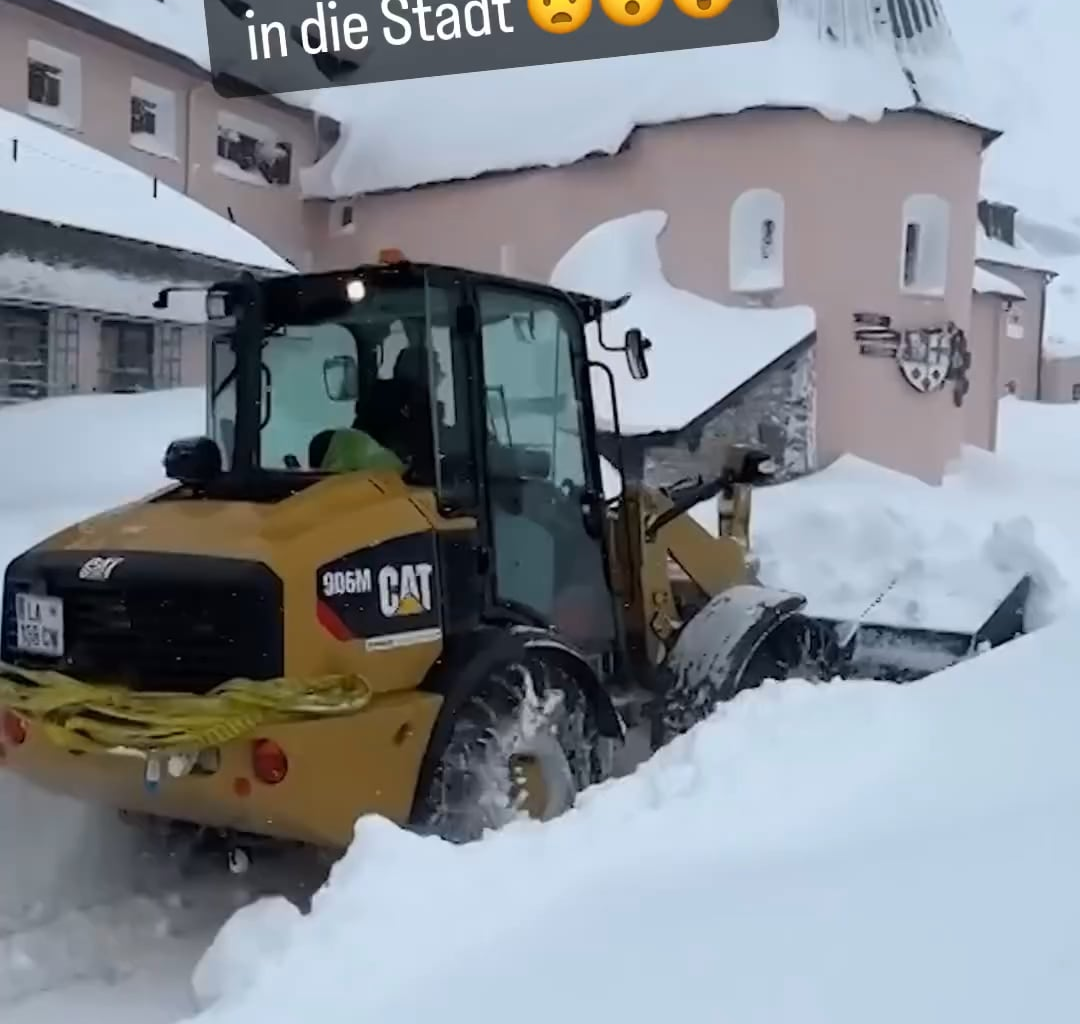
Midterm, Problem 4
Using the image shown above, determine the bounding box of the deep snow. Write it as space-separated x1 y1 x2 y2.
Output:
1 388 1079 1024
188 615 1080 1024
739 397 1080 634
0 391 206 941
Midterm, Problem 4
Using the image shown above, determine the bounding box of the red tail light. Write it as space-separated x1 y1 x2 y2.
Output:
251 739 288 784
2 710 26 746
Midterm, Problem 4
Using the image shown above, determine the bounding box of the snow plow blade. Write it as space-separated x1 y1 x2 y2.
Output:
807 574 1032 682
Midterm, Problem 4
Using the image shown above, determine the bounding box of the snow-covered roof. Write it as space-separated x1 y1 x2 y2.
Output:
973 266 1026 300
551 211 814 435
975 227 1055 276
303 0 994 197
51 0 210 69
0 108 291 272
0 252 218 322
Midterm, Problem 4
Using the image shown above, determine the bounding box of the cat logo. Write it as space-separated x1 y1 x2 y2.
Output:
78 556 124 581
377 562 434 618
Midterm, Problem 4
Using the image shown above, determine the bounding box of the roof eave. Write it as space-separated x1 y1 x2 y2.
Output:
303 103 999 202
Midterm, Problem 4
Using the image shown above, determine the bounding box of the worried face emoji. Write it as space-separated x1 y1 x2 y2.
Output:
599 0 663 26
670 0 734 17
527 0 592 34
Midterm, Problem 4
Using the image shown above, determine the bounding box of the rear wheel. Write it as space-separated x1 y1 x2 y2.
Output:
411 652 606 844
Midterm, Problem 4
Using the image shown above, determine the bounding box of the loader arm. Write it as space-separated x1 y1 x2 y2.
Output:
611 457 764 671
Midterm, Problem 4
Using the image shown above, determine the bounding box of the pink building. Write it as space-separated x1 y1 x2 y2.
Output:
0 0 1067 484
299 1 1000 483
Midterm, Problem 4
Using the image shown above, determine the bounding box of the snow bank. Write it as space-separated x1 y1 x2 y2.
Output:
0 110 290 272
0 390 204 572
0 386 1078 1023
188 611 1080 1024
0 391 207 957
552 211 814 434
693 395 1080 635
741 453 1050 635
303 0 986 196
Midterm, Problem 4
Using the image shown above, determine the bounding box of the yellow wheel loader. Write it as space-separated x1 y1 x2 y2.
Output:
0 256 831 857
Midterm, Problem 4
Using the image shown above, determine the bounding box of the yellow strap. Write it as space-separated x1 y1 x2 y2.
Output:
0 663 371 755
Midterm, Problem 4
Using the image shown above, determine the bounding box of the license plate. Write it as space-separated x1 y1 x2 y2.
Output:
14 593 64 657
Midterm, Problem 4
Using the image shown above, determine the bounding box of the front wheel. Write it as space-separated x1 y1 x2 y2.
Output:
658 587 831 744
411 652 606 844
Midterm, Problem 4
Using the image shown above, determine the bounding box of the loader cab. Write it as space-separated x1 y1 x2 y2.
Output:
164 261 648 659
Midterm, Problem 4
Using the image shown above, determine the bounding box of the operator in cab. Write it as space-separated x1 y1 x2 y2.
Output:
309 322 438 480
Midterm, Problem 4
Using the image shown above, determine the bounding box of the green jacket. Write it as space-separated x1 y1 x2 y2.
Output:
320 428 405 474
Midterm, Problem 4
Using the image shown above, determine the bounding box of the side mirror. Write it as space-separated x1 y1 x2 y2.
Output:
625 328 651 381
164 436 222 486
206 288 236 320
323 354 358 401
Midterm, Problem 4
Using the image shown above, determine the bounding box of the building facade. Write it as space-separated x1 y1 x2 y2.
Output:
1 0 1074 484
0 208 283 404
0 0 327 267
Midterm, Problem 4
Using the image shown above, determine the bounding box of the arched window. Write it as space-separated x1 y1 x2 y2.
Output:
729 189 785 294
900 194 950 296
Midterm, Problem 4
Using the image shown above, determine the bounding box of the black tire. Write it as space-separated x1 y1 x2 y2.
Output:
740 613 837 689
659 613 834 743
411 651 606 844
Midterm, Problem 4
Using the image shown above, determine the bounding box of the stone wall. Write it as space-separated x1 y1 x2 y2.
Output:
618 341 816 490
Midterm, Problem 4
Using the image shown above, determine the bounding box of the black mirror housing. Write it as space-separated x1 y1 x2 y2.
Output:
624 327 651 380
164 436 223 486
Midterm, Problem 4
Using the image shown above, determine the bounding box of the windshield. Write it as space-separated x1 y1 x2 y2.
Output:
209 285 456 475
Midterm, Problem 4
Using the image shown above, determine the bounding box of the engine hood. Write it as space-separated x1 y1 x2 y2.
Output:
25 471 437 564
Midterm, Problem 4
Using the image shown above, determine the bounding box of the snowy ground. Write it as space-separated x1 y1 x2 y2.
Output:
1 389 1079 1022
737 397 1079 635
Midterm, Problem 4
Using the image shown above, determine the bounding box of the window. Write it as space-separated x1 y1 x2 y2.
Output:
28 60 60 107
156 326 183 387
329 202 355 235
477 287 615 651
99 320 154 393
1072 383 1080 402
26 41 81 129
49 310 79 394
0 306 49 404
130 78 178 158
131 96 156 136
729 188 785 293
209 283 460 477
902 223 920 287
899 194 950 296
215 112 293 186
